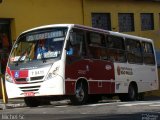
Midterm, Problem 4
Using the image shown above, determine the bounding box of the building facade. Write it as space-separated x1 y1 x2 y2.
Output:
0 0 160 73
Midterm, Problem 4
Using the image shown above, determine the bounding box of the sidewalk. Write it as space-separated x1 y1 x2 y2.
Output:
0 98 26 110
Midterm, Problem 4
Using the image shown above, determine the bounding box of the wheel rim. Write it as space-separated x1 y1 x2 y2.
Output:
76 85 85 102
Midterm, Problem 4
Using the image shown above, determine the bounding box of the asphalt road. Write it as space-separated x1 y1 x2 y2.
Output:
0 99 160 120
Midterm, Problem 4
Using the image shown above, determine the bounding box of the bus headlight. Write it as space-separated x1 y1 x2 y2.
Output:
46 66 60 80
5 73 13 83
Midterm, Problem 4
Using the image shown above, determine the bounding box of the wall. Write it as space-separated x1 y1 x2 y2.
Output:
0 0 160 48
0 0 83 41
83 0 160 49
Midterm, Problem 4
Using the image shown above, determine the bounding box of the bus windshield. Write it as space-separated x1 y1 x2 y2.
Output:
9 27 68 64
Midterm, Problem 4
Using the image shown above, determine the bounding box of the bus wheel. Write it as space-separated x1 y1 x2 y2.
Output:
127 84 137 101
119 84 137 101
24 97 40 107
70 82 88 105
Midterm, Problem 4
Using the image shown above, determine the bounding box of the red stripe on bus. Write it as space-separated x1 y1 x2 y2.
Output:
65 59 115 95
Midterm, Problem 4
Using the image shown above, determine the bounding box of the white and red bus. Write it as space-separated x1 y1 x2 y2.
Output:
5 24 158 106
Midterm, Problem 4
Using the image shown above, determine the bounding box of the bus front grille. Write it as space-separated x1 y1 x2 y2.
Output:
30 76 44 81
16 78 26 82
19 85 40 92
15 76 44 83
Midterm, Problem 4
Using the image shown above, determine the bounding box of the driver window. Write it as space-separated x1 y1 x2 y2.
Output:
68 29 86 57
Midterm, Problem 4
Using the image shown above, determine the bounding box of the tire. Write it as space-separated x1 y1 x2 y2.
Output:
119 84 137 101
70 82 88 105
127 84 137 101
24 97 40 107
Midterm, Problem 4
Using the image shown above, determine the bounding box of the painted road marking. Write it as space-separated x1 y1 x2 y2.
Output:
51 100 160 107
55 105 69 108
84 102 121 107
118 103 152 106
149 104 160 107
118 101 160 107
83 101 160 107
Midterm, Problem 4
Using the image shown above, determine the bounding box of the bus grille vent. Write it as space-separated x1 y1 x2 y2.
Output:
30 76 44 81
15 76 44 84
19 85 40 92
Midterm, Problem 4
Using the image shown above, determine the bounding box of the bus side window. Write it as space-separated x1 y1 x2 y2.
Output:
88 32 106 60
142 42 155 65
107 35 126 62
67 30 86 57
126 39 143 64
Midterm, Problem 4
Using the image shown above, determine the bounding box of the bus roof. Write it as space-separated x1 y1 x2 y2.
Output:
21 24 153 43
109 31 152 42
73 24 153 43
21 24 74 34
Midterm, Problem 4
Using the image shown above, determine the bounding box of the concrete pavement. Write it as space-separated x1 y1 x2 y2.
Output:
0 96 160 110
0 98 25 110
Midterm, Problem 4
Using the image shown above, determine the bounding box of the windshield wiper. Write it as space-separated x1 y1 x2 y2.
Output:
15 46 31 66
15 51 27 66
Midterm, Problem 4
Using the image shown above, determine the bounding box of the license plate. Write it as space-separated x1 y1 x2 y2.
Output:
24 92 35 97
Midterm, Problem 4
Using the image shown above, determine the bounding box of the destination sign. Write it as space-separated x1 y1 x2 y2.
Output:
26 31 64 41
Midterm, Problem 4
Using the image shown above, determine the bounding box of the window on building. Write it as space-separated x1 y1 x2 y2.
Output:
126 39 143 64
0 19 12 74
92 13 111 30
118 13 134 32
141 13 154 31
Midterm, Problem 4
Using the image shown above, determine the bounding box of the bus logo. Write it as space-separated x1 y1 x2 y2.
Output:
117 66 133 75
105 65 112 70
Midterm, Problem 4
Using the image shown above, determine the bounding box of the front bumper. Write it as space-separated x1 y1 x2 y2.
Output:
5 75 65 98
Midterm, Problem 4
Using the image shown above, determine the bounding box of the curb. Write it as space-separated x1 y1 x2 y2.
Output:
0 98 26 109
0 104 7 110
0 104 26 110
